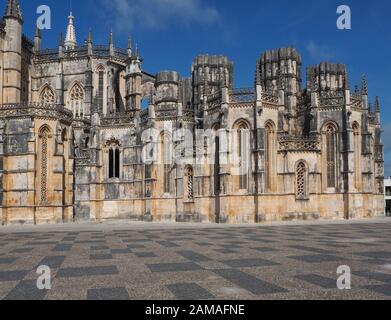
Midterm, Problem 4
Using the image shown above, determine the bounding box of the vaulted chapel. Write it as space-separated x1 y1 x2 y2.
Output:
0 0 384 225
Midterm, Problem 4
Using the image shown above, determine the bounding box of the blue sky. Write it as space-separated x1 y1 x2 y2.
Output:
5 0 391 175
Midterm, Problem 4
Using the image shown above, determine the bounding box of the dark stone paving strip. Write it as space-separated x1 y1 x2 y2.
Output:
0 257 18 264
354 271 391 283
57 266 119 278
176 251 210 262
25 241 57 246
90 254 113 260
0 270 29 282
363 285 391 297
91 245 110 251
295 274 337 289
111 248 133 254
134 252 157 258
213 269 288 295
289 245 334 254
354 251 391 259
10 248 33 254
87 287 130 300
221 258 279 268
251 247 278 252
37 256 65 269
289 254 342 263
167 283 214 300
53 244 73 252
147 262 202 273
4 280 48 300
157 241 179 248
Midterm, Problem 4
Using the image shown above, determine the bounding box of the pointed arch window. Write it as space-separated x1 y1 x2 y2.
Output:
353 123 361 190
96 66 105 111
39 126 51 204
68 83 85 117
326 124 337 188
236 121 250 190
160 133 172 193
296 161 308 199
265 122 276 192
40 86 55 104
106 138 121 179
186 166 194 201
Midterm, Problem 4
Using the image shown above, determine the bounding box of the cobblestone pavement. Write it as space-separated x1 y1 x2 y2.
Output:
0 219 390 300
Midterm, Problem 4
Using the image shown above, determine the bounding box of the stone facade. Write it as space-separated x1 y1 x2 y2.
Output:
0 1 385 225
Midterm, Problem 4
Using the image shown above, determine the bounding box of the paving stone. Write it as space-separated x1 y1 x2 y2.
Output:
57 266 119 278
90 254 113 260
296 274 337 289
37 256 65 269
0 270 30 282
87 287 130 300
10 248 33 254
53 243 73 252
289 254 342 263
134 252 157 258
221 258 279 268
147 262 202 273
167 283 214 300
214 269 288 295
176 251 210 262
0 257 18 264
4 280 48 300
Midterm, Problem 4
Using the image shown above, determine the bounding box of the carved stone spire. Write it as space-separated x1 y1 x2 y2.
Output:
4 0 22 21
375 96 380 113
361 75 368 96
65 12 77 49
127 36 132 57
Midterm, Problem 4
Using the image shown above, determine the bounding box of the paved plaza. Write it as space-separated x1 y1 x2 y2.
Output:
0 218 390 300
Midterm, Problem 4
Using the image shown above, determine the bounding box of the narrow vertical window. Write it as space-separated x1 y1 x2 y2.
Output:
353 123 361 190
161 133 171 193
109 149 114 178
237 122 249 190
187 167 194 201
115 148 120 178
98 71 104 110
265 123 274 192
296 161 307 199
39 127 50 204
326 125 337 188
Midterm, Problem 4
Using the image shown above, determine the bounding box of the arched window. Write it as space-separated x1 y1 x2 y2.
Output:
236 121 250 190
68 83 85 117
353 123 361 190
160 133 172 193
106 138 121 179
39 126 51 204
96 65 105 110
296 161 308 199
265 121 276 192
40 86 55 104
325 124 337 188
186 166 194 201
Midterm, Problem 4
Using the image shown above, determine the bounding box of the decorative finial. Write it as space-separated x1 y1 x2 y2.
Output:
59 32 63 47
88 29 92 43
375 96 380 113
109 29 113 46
361 75 368 96
35 24 41 38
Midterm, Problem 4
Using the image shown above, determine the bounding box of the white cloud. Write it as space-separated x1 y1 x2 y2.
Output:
306 41 335 61
99 0 221 31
